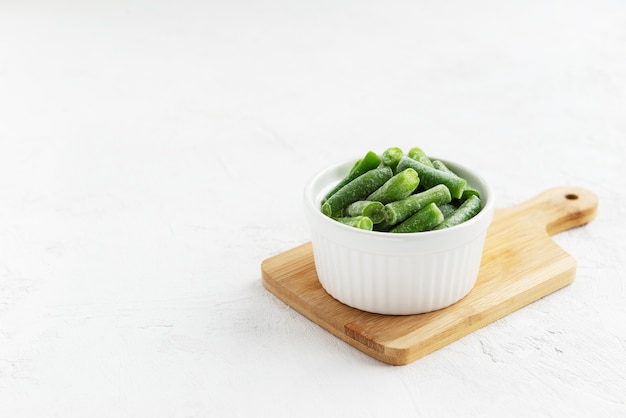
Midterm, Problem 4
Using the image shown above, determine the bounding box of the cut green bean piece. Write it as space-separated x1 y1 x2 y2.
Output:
334 216 374 231
460 188 480 201
390 202 444 233
434 194 482 230
438 202 459 219
396 156 466 199
432 159 480 201
431 159 449 172
323 151 381 203
382 183 451 226
366 168 420 204
344 200 386 224
321 166 393 217
381 147 404 172
407 147 434 167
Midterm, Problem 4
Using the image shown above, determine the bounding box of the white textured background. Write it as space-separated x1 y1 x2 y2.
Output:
1 1 625 417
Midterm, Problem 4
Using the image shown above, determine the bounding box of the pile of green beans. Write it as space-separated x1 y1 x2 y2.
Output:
320 147 483 233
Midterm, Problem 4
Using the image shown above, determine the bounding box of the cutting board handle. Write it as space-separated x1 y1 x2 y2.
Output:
502 186 598 235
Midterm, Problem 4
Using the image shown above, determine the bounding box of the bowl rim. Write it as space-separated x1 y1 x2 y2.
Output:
303 155 495 242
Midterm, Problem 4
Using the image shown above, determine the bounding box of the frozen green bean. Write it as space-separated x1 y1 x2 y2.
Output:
432 159 480 201
344 200 386 224
396 156 466 199
382 183 451 226
321 166 393 217
319 147 484 232
437 202 459 219
434 194 482 229
390 202 444 233
323 150 381 203
381 147 404 172
334 216 374 231
366 168 420 204
407 147 434 167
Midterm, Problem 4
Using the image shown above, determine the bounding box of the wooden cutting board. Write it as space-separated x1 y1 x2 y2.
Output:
261 186 598 366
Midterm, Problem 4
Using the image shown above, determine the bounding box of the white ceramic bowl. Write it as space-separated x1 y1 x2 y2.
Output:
303 157 495 315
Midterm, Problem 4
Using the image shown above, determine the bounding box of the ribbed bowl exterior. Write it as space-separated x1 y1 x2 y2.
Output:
304 157 495 315
310 230 487 315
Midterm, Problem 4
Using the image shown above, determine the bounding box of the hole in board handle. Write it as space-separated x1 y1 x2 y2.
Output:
565 193 579 200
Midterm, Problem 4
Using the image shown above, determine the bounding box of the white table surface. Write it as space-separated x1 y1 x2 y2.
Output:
2 1 625 417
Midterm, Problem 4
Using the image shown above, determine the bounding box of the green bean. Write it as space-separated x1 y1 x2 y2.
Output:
459 188 480 201
390 202 444 233
396 156 467 199
344 200 386 224
320 147 485 232
334 216 374 231
431 159 449 172
407 147 434 167
434 194 482 230
381 147 404 172
432 159 480 201
321 166 393 217
382 183 451 226
366 168 420 204
437 202 459 219
323 150 381 203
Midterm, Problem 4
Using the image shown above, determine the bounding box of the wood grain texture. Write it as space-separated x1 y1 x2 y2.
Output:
261 186 598 365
